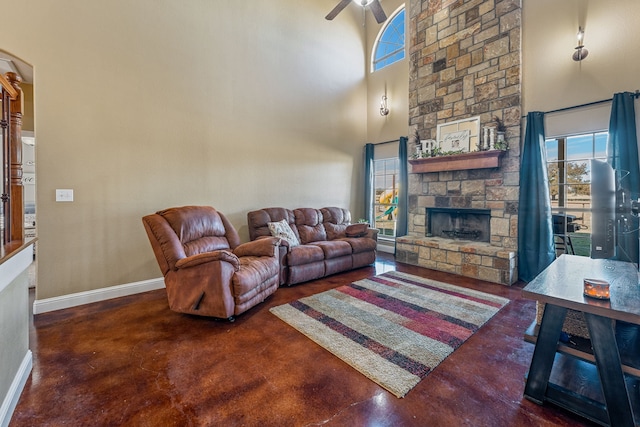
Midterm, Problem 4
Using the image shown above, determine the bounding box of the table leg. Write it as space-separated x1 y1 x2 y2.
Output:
524 304 567 404
584 313 636 427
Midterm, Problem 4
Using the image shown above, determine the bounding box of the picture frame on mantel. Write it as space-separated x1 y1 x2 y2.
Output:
437 116 481 153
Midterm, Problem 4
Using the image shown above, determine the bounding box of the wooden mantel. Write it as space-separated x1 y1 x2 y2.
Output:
408 150 506 173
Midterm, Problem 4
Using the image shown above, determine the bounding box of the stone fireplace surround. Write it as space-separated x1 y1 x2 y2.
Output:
397 0 522 285
395 163 518 285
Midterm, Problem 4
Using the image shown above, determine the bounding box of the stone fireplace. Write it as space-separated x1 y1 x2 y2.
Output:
396 0 522 285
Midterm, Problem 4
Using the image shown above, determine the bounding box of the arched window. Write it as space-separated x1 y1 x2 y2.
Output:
372 7 405 72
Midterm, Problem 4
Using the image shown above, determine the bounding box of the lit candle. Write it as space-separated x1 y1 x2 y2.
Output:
583 278 610 300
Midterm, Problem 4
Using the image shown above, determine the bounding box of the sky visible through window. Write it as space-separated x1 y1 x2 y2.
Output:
373 9 405 71
545 132 607 180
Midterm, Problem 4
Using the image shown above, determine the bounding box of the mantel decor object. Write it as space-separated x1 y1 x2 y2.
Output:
436 116 480 154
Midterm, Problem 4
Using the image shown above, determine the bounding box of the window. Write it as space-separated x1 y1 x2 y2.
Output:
545 131 608 256
373 157 399 240
372 7 405 71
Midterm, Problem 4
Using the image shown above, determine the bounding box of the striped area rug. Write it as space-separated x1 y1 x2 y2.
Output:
270 270 509 398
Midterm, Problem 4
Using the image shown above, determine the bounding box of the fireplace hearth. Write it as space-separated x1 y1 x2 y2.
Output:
426 208 491 243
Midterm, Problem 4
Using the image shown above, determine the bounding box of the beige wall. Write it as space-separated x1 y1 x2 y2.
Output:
366 1 409 143
522 0 640 114
0 0 371 299
20 83 34 132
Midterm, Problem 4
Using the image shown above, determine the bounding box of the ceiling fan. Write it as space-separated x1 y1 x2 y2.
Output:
326 0 388 24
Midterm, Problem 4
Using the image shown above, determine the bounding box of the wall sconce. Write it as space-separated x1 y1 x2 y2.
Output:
380 95 389 116
572 26 589 61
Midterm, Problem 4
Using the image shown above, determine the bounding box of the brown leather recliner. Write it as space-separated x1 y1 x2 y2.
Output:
142 206 281 320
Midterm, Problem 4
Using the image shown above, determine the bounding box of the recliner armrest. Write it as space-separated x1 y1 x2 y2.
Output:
175 250 240 271
366 228 379 241
234 237 281 257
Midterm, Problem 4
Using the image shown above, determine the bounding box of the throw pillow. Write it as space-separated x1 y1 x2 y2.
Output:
268 219 300 247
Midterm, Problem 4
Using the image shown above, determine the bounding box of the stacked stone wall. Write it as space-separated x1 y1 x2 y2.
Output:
402 0 522 284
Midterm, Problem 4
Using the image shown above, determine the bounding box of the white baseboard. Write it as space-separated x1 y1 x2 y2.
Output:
33 277 165 315
377 242 395 254
0 350 32 427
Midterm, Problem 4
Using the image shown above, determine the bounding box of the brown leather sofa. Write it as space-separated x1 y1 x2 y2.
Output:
142 206 281 320
247 207 378 286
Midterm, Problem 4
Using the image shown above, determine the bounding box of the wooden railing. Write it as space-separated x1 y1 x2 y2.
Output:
0 73 18 99
1 71 24 245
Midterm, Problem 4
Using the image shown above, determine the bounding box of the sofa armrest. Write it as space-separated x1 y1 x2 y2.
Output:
234 237 281 257
174 250 240 271
346 223 368 237
366 228 379 241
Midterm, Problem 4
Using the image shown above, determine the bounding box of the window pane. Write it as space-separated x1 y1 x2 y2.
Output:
566 160 589 184
548 130 611 259
545 139 558 161
566 134 593 160
567 183 590 201
557 183 567 204
594 132 607 158
372 155 399 240
549 184 559 205
373 9 405 71
547 162 559 184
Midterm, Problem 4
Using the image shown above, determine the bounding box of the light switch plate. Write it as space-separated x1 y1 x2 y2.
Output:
55 189 74 202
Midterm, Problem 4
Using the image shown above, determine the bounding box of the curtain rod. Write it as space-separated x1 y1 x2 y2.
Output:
522 89 640 118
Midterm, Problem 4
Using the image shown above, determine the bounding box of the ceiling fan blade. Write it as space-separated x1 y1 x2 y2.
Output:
325 0 352 20
369 0 387 24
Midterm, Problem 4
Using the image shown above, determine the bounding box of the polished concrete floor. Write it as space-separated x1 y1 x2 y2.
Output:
10 255 598 426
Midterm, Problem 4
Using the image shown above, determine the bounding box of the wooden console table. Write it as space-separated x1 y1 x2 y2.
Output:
522 254 640 426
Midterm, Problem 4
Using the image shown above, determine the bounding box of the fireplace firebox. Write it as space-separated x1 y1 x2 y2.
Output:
426 208 491 242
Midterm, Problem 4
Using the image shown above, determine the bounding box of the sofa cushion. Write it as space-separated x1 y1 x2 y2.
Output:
324 222 347 240
287 244 324 266
268 219 300 247
339 237 377 254
311 240 352 259
294 208 327 244
247 207 297 241
321 207 351 225
321 207 351 240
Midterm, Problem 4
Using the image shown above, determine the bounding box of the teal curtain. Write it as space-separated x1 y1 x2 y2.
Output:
364 143 374 224
607 92 639 265
518 112 555 282
396 136 408 239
